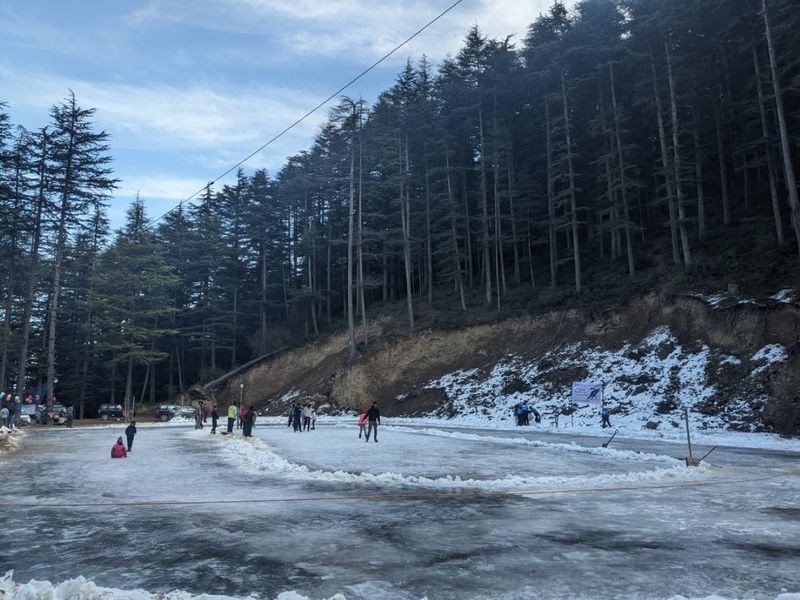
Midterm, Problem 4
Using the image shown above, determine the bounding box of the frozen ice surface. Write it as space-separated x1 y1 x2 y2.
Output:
1 423 798 600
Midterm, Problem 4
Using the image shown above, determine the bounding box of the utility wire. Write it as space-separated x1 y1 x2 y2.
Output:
146 0 465 227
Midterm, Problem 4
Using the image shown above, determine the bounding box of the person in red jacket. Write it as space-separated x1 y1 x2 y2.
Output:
111 437 128 458
357 408 368 439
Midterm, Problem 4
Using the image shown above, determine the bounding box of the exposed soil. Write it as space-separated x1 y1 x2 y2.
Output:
204 293 800 425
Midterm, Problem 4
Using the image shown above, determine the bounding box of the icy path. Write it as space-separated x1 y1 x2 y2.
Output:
1 424 798 600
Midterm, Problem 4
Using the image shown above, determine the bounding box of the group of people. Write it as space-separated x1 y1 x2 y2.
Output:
358 403 381 442
232 403 256 437
287 402 317 432
111 421 137 458
1 394 21 429
193 400 256 436
513 402 541 426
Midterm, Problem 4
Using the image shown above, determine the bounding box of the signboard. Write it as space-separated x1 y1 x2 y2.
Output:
572 382 603 405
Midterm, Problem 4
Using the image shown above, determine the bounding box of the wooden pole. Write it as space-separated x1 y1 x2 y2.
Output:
684 407 699 466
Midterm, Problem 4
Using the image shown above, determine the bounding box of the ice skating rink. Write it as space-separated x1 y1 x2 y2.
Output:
1 421 798 600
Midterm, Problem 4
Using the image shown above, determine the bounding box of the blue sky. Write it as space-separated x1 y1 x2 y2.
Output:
1 0 557 228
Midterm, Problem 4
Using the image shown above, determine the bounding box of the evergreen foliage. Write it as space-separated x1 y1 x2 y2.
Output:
0 0 798 413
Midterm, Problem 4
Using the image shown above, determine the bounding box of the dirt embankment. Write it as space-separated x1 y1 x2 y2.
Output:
204 293 800 419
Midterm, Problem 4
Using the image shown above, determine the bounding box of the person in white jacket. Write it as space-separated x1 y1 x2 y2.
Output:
302 404 312 431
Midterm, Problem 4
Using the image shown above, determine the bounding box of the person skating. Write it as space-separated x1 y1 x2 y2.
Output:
287 404 294 428
357 408 367 438
125 421 137 451
310 406 317 430
601 407 611 428
211 405 219 434
227 403 237 434
365 402 380 443
292 403 302 432
243 406 256 437
111 437 128 458
302 404 312 431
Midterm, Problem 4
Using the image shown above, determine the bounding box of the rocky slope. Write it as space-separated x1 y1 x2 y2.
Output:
201 289 800 435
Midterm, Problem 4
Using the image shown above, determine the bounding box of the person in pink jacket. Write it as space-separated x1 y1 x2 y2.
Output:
357 408 368 439
111 437 128 458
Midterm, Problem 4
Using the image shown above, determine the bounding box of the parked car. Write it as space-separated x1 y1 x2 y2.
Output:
33 404 71 424
155 404 182 421
97 404 125 420
176 406 196 419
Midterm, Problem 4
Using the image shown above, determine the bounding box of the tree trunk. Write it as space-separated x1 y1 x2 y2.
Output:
462 168 474 288
357 130 367 346
478 99 492 304
561 71 582 292
609 62 635 275
752 46 784 245
400 135 415 329
16 130 48 395
714 93 731 227
347 122 356 358
665 42 692 266
691 108 706 239
545 100 557 287
425 158 433 305
762 0 800 253
651 51 681 265
507 165 521 286
446 150 467 311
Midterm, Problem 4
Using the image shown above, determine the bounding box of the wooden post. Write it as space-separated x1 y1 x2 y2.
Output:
684 407 699 466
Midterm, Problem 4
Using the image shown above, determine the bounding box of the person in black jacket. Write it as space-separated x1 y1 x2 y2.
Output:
243 406 256 437
125 421 137 452
292 403 302 432
210 405 219 434
365 403 380 443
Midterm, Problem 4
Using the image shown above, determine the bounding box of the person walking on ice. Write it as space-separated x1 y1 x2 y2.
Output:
365 402 380 443
357 408 367 438
601 407 611 428
125 421 137 452
211 405 219 434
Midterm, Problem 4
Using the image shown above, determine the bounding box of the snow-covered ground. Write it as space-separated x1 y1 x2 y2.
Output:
414 326 794 445
1 423 798 600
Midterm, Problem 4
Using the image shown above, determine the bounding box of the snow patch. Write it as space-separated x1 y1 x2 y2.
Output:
770 289 796 304
211 429 710 493
0 570 347 600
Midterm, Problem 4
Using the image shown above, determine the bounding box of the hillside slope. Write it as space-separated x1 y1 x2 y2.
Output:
203 289 800 436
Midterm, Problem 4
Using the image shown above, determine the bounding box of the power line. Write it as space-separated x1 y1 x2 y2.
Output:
146 0 465 227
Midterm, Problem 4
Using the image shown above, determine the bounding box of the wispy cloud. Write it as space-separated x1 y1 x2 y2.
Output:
0 64 321 153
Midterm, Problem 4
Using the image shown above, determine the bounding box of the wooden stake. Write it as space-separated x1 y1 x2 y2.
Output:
684 407 700 466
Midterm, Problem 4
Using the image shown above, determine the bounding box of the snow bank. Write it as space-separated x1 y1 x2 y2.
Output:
769 289 797 304
688 287 798 308
2 571 795 600
211 430 710 493
0 425 23 454
422 325 791 441
0 570 347 600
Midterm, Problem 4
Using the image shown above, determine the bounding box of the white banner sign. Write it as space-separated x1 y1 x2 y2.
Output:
572 382 603 405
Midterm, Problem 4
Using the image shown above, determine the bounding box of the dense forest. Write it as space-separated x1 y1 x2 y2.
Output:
1 0 799 416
